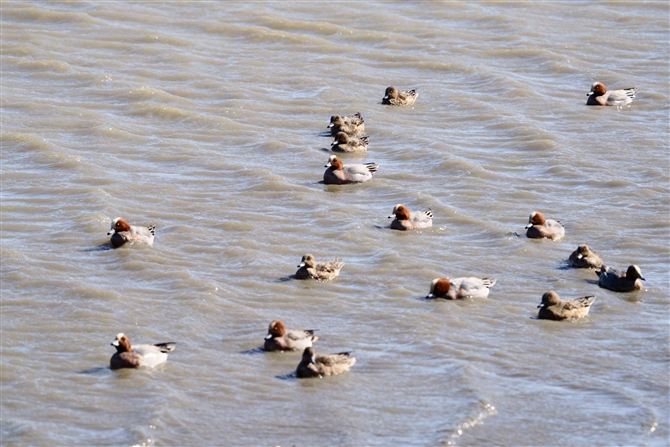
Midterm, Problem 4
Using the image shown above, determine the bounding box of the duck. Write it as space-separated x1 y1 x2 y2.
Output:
586 82 638 106
327 112 364 136
426 277 497 300
382 86 418 106
107 217 155 248
331 132 368 153
525 211 564 240
388 204 432 230
296 347 356 378
295 253 344 281
264 320 318 352
596 265 645 292
568 244 603 269
323 155 378 184
537 291 596 321
110 333 175 369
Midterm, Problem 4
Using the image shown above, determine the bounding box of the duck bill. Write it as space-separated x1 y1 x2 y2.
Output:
298 262 305 268
524 224 532 229
107 229 116 235
264 334 273 340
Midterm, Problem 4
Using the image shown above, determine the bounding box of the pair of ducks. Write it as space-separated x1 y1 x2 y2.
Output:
535 265 645 320
264 320 355 378
534 244 646 321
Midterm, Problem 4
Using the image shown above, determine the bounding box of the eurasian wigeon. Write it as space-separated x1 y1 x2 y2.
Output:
110 333 175 369
327 112 364 136
331 132 368 153
586 82 638 106
296 347 356 378
426 277 497 300
107 217 155 248
264 320 318 352
323 155 378 185
537 291 596 321
382 86 418 106
596 265 645 292
388 204 433 230
568 244 603 269
525 212 564 241
295 253 344 281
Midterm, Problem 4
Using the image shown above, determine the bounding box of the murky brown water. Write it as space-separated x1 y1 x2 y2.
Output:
2 1 669 446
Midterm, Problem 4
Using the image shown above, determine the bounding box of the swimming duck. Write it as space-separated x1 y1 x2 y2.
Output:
596 265 645 292
537 291 596 321
388 204 432 230
110 333 175 369
264 320 318 352
107 217 155 247
327 113 364 136
331 132 368 153
296 347 356 378
382 86 418 106
568 244 603 269
295 253 344 281
426 277 497 300
525 211 564 241
323 155 378 184
586 82 638 106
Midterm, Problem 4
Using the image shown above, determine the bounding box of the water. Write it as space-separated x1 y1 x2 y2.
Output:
2 1 669 446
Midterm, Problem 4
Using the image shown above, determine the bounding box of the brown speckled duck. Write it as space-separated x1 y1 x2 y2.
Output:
568 244 603 269
296 347 356 378
295 253 344 281
537 291 596 321
327 113 364 136
382 86 418 106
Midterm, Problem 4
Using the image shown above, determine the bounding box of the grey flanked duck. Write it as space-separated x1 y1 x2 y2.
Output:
110 333 175 369
323 155 378 185
426 277 497 300
388 204 432 230
525 211 564 241
586 82 638 106
264 320 318 352
596 265 645 292
107 217 155 248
